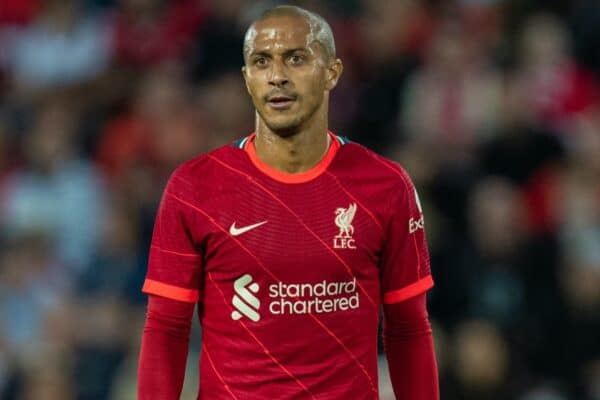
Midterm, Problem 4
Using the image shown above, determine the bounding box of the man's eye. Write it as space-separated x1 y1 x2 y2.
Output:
289 55 304 64
255 57 267 66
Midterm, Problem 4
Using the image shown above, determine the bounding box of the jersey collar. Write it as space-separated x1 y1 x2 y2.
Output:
243 131 341 184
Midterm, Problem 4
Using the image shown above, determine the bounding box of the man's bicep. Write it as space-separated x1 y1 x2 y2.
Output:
380 176 433 305
142 176 203 304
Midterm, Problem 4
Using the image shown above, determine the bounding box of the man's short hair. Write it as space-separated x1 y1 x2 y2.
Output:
243 5 336 62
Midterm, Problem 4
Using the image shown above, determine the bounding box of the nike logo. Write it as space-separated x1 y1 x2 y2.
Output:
229 220 268 236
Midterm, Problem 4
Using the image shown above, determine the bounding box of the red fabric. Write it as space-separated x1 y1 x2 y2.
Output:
138 295 195 400
141 134 433 398
384 293 439 400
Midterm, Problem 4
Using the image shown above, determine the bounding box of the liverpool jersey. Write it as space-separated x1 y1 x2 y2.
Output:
142 132 434 399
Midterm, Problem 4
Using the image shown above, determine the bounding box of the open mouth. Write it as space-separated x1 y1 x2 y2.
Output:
266 95 296 110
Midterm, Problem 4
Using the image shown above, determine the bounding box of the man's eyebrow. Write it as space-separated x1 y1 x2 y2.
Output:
249 51 272 58
249 47 310 57
284 48 310 54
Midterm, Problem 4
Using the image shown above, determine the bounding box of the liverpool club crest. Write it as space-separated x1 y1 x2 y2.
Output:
334 203 357 249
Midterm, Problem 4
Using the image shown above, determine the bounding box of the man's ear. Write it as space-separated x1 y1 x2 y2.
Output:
325 58 343 91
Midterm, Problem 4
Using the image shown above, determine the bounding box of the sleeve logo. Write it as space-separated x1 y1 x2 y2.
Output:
409 188 425 234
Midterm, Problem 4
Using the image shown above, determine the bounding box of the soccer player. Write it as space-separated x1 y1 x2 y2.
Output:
138 5 439 399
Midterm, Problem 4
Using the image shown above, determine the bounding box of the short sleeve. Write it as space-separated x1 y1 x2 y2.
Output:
380 172 433 304
142 172 202 303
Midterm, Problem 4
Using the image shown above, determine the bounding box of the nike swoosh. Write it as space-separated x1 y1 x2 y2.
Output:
229 220 268 236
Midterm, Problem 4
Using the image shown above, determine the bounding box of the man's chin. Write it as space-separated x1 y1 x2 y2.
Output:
264 118 303 137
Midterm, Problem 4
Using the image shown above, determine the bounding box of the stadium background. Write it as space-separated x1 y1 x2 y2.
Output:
0 0 599 398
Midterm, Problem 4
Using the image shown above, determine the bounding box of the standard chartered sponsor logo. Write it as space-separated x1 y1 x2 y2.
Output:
231 274 360 321
231 274 261 322
268 278 359 315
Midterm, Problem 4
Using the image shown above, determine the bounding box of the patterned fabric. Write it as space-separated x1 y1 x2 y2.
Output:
142 132 433 399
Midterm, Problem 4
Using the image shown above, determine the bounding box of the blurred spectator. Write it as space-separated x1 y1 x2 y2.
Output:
401 18 502 164
554 154 600 392
481 74 565 186
77 195 146 304
481 73 565 234
570 0 600 78
70 296 130 400
17 356 76 400
3 0 111 90
193 71 254 146
112 0 205 68
95 63 210 247
0 0 40 26
0 233 67 365
96 63 206 180
430 177 528 329
560 168 600 310
0 100 107 272
519 384 568 400
515 13 599 141
451 320 510 400
349 1 427 153
0 1 597 398
188 0 247 80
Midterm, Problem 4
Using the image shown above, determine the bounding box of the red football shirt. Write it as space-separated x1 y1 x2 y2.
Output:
142 132 434 399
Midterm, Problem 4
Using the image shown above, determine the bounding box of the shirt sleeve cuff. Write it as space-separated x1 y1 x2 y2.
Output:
383 275 434 304
142 279 199 303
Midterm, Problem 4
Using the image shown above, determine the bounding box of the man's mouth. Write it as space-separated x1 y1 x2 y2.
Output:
266 95 296 110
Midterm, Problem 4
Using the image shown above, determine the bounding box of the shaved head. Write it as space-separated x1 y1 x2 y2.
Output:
243 5 336 62
241 4 343 137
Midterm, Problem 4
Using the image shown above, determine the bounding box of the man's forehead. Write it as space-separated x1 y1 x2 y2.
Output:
248 16 314 52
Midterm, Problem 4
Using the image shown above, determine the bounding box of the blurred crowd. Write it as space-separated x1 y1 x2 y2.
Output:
0 0 598 399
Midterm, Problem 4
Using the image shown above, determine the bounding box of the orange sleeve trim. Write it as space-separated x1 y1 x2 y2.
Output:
383 275 434 304
142 279 199 303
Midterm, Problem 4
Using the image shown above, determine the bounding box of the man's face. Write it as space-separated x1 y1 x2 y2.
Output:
242 16 339 134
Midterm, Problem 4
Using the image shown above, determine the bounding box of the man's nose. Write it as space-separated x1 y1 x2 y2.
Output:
268 60 289 87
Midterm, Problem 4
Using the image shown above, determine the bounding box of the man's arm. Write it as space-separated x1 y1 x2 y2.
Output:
383 292 439 400
138 295 195 399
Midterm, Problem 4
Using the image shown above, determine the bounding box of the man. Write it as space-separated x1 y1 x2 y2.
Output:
138 5 439 399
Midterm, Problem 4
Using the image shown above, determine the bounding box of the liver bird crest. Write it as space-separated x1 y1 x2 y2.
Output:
335 203 357 238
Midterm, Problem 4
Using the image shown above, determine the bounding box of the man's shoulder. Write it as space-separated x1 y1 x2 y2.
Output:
170 138 248 182
335 138 414 189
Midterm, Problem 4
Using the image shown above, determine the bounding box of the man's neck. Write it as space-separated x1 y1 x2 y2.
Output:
254 118 331 174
